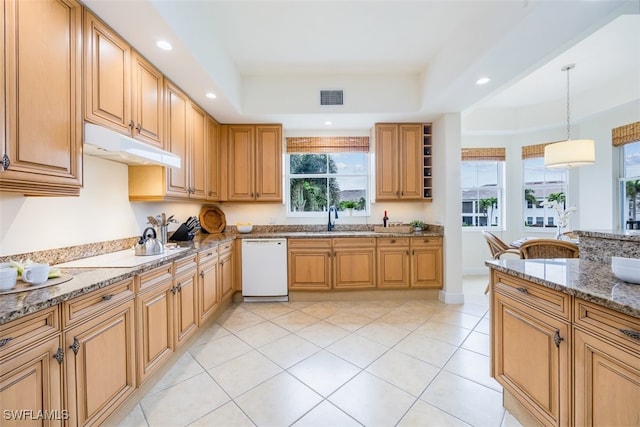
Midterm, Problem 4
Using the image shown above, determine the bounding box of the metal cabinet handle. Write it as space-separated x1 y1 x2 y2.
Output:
1 154 10 171
129 120 135 129
619 329 640 341
53 347 64 364
553 330 564 348
0 337 13 347
390 239 396 243
102 294 113 301
171 286 178 295
516 287 529 295
135 122 142 131
70 337 80 355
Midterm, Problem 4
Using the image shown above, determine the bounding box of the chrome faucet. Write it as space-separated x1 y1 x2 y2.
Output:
328 206 339 231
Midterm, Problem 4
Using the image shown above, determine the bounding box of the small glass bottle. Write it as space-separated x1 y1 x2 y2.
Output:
383 211 389 227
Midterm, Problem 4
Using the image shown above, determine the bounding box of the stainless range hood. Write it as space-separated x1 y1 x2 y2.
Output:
83 122 181 168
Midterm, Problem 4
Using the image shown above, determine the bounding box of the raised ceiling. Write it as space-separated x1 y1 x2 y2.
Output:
82 0 639 131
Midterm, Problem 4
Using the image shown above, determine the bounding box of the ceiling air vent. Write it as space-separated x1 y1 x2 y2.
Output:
320 90 343 106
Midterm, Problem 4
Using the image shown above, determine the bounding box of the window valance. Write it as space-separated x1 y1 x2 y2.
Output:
612 122 640 147
521 142 560 159
286 137 369 153
461 147 505 161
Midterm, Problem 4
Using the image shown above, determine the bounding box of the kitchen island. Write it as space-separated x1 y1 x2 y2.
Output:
486 257 639 427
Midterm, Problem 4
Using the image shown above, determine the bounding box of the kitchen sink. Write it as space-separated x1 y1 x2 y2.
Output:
56 247 189 268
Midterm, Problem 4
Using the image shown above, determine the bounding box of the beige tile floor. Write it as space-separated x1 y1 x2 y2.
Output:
117 276 523 427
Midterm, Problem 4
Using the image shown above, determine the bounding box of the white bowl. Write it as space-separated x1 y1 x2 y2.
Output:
611 263 640 285
237 224 253 234
611 256 640 269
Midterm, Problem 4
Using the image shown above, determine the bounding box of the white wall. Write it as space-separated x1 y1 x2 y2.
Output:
460 100 640 274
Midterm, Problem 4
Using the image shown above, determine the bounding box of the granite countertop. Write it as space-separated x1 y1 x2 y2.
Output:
486 258 640 319
0 226 444 324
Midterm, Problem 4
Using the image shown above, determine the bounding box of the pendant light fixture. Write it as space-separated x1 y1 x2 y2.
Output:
544 64 595 169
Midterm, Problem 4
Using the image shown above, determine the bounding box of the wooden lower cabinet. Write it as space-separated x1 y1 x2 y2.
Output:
573 298 640 426
410 237 442 288
333 238 376 289
0 334 65 426
288 239 332 290
197 248 219 325
377 238 410 288
135 265 174 384
173 255 198 348
64 299 136 426
219 243 234 301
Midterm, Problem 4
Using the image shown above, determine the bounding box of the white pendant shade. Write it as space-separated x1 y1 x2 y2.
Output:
544 139 595 168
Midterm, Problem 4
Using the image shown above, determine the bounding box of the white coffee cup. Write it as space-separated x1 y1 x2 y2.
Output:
22 263 50 285
0 267 18 290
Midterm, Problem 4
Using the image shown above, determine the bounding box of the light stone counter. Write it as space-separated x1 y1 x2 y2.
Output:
486 258 640 319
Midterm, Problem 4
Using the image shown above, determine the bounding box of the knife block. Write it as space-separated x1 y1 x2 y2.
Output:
169 224 194 241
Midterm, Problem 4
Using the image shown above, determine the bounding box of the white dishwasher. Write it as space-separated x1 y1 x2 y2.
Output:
242 239 288 302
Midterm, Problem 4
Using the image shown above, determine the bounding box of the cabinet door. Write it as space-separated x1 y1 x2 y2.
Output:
132 52 163 147
0 334 64 427
375 124 399 200
377 239 410 288
174 267 198 348
493 292 570 427
288 239 332 290
164 80 190 198
65 300 136 427
189 103 207 199
197 254 219 325
333 239 376 290
136 280 173 384
219 248 234 301
255 125 282 201
398 124 423 199
410 237 443 288
2 0 82 194
574 328 640 427
206 116 221 200
84 10 131 134
227 125 255 201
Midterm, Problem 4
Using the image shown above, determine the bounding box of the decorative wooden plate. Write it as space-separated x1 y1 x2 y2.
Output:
199 205 227 234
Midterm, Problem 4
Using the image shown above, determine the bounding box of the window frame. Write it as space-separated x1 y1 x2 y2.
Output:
285 152 371 218
619 140 640 229
461 159 505 230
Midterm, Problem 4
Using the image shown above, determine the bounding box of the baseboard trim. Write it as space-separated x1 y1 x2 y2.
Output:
438 290 465 304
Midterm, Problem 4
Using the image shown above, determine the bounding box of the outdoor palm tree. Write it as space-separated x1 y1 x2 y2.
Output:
524 188 537 207
626 180 640 220
479 197 498 225
547 192 566 209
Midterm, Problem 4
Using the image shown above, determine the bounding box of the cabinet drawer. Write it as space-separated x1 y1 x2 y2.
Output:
377 237 410 247
175 254 197 276
218 241 233 255
410 237 442 247
574 298 640 352
288 238 331 249
198 247 218 264
494 272 571 320
136 263 173 292
62 278 134 327
333 237 376 248
0 305 60 359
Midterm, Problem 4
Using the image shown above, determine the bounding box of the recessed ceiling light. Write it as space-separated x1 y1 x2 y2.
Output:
205 92 217 99
156 40 173 51
324 121 332 125
476 77 491 85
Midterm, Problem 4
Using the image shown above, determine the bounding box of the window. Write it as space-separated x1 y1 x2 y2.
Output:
461 148 505 228
620 140 640 229
285 137 370 216
522 144 569 231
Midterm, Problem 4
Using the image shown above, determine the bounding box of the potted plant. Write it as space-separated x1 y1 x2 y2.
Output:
340 200 357 215
410 220 425 232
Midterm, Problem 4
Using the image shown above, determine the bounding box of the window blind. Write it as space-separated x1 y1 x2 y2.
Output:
521 142 560 159
461 147 505 161
286 137 369 153
612 122 640 147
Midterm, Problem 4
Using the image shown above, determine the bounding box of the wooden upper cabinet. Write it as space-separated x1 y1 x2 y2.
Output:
225 124 282 202
84 10 131 134
375 123 423 201
164 80 190 198
1 0 83 196
131 53 164 147
85 10 164 148
206 116 221 201
189 103 207 200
